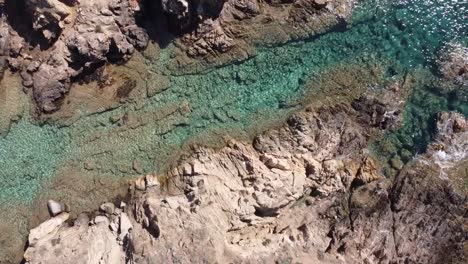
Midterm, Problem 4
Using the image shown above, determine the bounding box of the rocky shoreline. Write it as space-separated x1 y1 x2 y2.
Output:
0 0 354 118
22 95 467 263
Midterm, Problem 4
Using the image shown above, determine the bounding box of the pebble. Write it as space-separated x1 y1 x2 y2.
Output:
390 157 404 170
94 215 109 225
133 160 144 174
47 200 64 216
99 202 115 214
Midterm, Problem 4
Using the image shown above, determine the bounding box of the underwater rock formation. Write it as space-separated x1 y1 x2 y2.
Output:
0 0 466 263
439 43 468 86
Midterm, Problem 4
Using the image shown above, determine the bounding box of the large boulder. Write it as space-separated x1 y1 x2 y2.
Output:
22 0 149 113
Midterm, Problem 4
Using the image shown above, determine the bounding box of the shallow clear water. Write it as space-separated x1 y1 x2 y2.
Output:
0 0 466 204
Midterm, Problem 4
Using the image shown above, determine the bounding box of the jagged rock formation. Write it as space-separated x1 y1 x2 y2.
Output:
327 111 467 264
27 0 148 113
0 0 355 113
22 83 467 264
16 84 457 263
171 0 354 71
3 0 149 113
25 0 73 43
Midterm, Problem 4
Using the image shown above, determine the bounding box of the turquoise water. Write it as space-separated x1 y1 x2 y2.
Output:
0 0 467 204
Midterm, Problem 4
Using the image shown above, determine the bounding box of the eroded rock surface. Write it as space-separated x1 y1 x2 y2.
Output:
22 87 467 263
327 111 468 264
29 0 148 113
172 0 354 71
0 0 356 113
24 211 128 264
2 0 149 113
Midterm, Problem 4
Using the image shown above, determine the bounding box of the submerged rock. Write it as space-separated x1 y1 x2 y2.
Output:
99 202 116 215
439 43 468 86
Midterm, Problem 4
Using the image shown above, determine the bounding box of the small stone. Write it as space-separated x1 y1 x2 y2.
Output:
99 202 115 214
390 156 404 170
117 163 131 173
47 200 63 217
109 114 123 124
83 160 96 170
135 177 146 191
120 201 126 208
305 197 314 206
22 79 34 87
94 215 109 225
74 213 89 227
133 160 144 174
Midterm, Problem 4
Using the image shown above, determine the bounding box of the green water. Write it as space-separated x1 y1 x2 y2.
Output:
0 0 467 204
